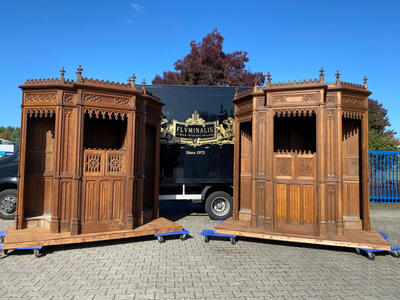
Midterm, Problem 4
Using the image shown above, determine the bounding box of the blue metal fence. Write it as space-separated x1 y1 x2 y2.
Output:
369 150 400 203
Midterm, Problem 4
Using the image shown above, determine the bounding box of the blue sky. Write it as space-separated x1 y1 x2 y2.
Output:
1 0 399 134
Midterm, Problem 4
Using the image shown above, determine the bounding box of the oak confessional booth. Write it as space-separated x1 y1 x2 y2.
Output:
3 67 182 250
216 69 390 251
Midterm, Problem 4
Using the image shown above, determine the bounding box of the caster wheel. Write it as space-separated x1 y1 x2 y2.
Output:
180 234 187 241
230 237 236 245
34 249 40 258
204 236 209 243
355 248 361 254
391 251 400 258
157 236 165 243
367 252 375 260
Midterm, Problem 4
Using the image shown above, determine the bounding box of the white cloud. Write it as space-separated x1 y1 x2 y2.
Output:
131 2 144 12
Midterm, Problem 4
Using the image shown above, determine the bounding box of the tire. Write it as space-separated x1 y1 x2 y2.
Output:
204 191 233 220
0 189 17 220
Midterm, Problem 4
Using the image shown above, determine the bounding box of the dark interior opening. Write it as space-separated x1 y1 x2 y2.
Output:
144 124 156 210
274 113 316 153
83 114 127 149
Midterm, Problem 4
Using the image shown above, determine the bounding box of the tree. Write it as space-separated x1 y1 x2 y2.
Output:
368 99 400 150
152 29 265 86
0 126 20 143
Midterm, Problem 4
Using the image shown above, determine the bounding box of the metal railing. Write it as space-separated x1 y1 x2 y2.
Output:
369 150 400 203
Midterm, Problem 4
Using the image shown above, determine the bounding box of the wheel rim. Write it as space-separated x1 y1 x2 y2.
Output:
0 195 17 216
211 196 230 217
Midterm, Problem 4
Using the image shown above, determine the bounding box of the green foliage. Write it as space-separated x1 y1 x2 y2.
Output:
0 126 20 143
368 99 400 150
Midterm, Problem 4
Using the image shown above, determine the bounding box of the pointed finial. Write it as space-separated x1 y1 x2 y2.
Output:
59 67 66 83
266 72 272 85
234 86 239 98
131 74 136 88
363 75 368 88
141 79 146 94
128 77 132 85
60 67 65 78
319 67 324 83
76 65 83 82
253 77 258 91
335 70 341 83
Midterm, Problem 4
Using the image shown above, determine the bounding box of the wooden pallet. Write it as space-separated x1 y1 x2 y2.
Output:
3 217 182 250
215 218 391 251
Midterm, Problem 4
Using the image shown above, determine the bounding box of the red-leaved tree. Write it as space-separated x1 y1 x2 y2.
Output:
152 29 265 86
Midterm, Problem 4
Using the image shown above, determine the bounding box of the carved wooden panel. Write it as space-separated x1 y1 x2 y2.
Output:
61 108 74 173
326 185 336 223
275 157 292 177
60 180 72 222
25 92 57 103
236 102 252 115
240 122 252 212
343 182 360 218
275 184 287 222
271 92 319 105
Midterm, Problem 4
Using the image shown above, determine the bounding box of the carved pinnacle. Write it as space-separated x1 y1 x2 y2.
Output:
319 67 324 82
76 65 83 82
363 75 368 88
60 67 65 78
267 72 272 85
335 70 341 83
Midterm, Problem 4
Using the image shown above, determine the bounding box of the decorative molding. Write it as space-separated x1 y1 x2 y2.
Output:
236 102 252 115
342 96 365 107
63 93 74 104
327 110 335 120
276 158 291 176
256 96 265 107
258 112 265 121
326 95 336 104
26 108 56 118
343 111 364 120
297 158 314 177
275 108 316 117
303 93 319 101
84 108 127 120
83 93 101 103
272 95 285 103
26 92 57 102
114 97 130 105
257 182 265 190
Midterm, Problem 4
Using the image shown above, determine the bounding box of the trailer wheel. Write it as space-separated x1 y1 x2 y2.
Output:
205 191 233 220
180 234 187 241
367 252 375 260
157 236 165 243
204 236 209 243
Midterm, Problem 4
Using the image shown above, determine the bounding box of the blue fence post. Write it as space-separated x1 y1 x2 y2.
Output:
369 150 400 203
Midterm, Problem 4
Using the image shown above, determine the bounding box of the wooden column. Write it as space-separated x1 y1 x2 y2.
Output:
124 108 135 229
153 118 161 219
49 102 63 233
251 108 257 227
265 102 273 230
137 110 146 225
71 92 84 235
336 106 344 235
361 111 370 231
317 106 327 236
15 106 28 230
232 117 240 220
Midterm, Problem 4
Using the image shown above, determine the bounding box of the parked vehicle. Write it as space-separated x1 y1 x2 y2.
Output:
0 86 242 220
0 148 18 219
147 85 242 219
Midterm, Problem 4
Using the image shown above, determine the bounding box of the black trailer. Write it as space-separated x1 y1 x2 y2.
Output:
147 85 243 219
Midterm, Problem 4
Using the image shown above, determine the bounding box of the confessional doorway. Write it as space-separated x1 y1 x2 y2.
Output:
273 112 317 234
238 121 252 221
81 113 128 233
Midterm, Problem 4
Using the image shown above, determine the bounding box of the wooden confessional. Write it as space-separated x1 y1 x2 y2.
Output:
216 69 390 251
3 67 181 250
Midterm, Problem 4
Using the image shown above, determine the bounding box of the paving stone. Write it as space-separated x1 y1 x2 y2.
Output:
0 202 400 299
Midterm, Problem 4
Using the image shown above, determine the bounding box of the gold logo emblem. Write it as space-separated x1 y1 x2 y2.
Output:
161 111 234 147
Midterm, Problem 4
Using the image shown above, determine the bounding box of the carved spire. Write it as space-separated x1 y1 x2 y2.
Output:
335 70 341 84
76 65 83 82
234 86 239 98
363 75 368 88
319 67 324 83
253 77 258 91
131 74 136 88
127 77 132 85
141 78 146 94
59 67 65 83
266 72 272 86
